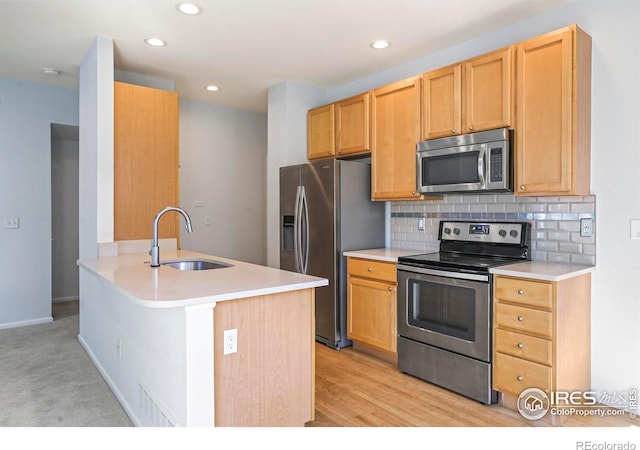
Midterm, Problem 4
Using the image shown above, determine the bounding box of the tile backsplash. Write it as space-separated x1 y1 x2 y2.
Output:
391 194 596 265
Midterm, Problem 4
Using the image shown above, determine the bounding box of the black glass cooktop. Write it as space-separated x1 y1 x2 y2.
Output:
398 252 523 273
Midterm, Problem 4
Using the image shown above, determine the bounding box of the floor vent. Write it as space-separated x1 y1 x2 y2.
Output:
139 384 177 427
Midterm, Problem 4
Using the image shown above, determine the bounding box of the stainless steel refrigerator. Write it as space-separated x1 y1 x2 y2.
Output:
280 159 385 349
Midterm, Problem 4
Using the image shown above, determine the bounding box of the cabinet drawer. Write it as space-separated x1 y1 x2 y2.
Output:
495 303 552 338
494 352 552 395
348 258 396 283
495 277 553 309
495 328 552 366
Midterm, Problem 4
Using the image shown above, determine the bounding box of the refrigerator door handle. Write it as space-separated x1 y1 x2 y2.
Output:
301 186 310 275
294 185 302 273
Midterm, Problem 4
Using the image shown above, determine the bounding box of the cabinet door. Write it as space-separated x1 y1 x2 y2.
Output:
335 92 370 156
347 276 397 353
515 26 591 196
307 104 335 160
371 76 422 200
422 64 461 140
463 46 513 133
114 82 179 241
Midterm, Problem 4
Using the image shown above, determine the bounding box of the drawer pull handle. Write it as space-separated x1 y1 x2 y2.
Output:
367 267 373 272
388 287 393 292
517 316 524 322
517 289 524 295
517 376 524 381
517 343 524 349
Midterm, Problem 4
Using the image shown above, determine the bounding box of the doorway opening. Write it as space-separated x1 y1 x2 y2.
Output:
51 124 79 304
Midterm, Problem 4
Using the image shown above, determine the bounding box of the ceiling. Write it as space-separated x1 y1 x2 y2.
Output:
0 0 574 113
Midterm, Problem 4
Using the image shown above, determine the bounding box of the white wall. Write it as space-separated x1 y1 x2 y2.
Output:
78 36 114 259
178 99 268 265
265 81 326 267
0 77 78 329
267 1 640 404
51 128 80 301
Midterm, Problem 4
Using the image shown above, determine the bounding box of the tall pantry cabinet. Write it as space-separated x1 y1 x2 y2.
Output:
113 82 180 241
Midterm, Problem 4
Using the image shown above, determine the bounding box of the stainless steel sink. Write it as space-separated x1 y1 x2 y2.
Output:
161 259 233 271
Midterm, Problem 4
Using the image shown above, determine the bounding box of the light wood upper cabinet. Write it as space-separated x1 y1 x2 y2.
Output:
422 64 462 139
422 47 513 140
307 104 335 160
335 92 370 157
114 82 179 241
463 46 513 133
515 25 592 196
371 76 423 200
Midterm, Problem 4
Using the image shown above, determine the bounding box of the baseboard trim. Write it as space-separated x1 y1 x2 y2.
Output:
0 316 53 330
77 333 142 427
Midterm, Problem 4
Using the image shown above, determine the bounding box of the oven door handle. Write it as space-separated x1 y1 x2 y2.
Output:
397 264 489 282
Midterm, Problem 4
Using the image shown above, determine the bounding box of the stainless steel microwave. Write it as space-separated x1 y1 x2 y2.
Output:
416 128 513 194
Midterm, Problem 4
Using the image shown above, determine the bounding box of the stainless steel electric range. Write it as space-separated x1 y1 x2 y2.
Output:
396 220 531 404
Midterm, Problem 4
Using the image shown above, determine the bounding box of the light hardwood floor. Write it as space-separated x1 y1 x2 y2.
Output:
306 343 639 427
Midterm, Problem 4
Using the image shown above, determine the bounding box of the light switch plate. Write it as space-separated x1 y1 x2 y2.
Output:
3 217 19 229
631 219 640 240
418 217 425 231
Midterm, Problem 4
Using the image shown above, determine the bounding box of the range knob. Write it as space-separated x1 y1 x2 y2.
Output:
499 229 507 237
443 227 452 235
453 228 460 235
510 230 519 238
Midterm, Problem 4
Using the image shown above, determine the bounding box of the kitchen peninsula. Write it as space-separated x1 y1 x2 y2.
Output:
77 249 327 427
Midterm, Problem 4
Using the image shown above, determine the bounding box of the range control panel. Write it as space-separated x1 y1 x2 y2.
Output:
439 221 527 245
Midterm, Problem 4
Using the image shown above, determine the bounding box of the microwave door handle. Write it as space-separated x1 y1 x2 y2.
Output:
477 146 487 188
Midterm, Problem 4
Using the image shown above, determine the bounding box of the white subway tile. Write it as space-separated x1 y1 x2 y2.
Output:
531 251 548 261
571 203 595 213
496 194 516 203
558 221 580 232
524 203 546 213
535 221 558 230
487 204 506 213
438 204 455 212
547 253 571 263
547 203 570 213
582 244 596 255
470 204 487 213
454 204 471 213
446 195 463 204
536 240 559 252
571 254 596 265
558 242 582 253
547 231 571 241
505 203 525 213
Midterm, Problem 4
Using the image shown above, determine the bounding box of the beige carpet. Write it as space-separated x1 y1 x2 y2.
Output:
0 300 132 427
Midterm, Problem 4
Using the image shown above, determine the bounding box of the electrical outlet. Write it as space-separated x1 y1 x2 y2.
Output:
418 217 425 231
204 215 211 225
223 328 237 355
580 218 593 237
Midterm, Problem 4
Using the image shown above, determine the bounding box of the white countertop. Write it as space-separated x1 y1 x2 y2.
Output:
489 261 595 282
343 248 421 263
78 249 328 308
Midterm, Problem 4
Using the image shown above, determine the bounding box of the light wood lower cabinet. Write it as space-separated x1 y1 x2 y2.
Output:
493 274 591 402
213 289 315 427
347 257 397 363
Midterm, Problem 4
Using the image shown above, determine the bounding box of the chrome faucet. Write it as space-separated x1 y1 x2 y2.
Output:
150 206 193 267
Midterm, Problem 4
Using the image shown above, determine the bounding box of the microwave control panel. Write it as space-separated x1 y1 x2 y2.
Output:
489 148 503 182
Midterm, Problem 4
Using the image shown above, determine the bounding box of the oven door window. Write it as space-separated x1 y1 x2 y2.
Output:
408 279 475 341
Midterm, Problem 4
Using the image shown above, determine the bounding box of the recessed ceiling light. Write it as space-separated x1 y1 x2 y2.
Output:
370 40 390 50
43 67 60 76
176 2 202 15
205 85 220 92
144 38 167 47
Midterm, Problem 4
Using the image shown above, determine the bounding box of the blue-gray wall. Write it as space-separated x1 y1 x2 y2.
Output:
0 77 79 328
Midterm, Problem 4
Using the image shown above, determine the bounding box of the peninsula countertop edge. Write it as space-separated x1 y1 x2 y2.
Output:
77 249 328 308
